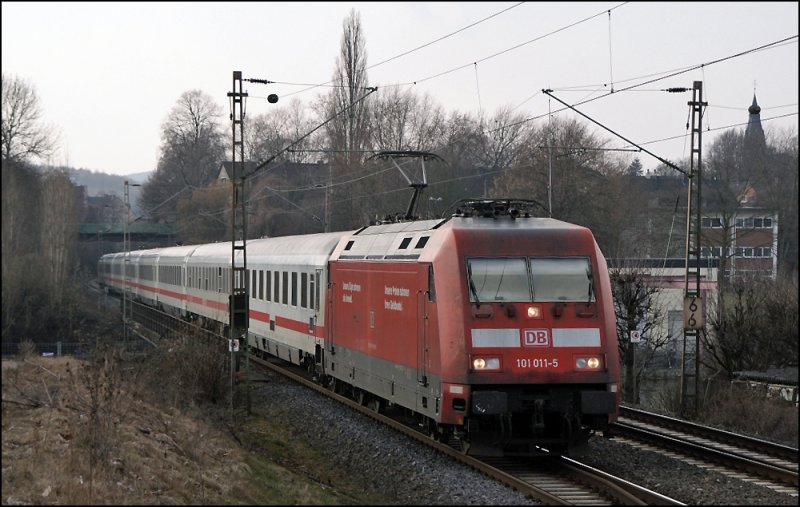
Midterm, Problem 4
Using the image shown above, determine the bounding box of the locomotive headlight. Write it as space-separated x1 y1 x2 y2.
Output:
526 305 542 319
574 355 603 371
472 357 500 370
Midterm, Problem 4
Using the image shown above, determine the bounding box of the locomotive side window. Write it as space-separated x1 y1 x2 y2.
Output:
530 257 594 302
467 258 530 302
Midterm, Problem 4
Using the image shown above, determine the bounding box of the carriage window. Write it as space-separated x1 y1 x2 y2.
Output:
310 274 316 311
467 257 530 302
301 273 308 308
291 272 298 306
530 257 594 302
282 271 289 305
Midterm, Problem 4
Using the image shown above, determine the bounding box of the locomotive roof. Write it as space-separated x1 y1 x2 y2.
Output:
331 215 595 261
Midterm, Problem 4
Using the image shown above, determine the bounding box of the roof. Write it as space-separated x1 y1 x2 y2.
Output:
78 223 178 235
733 367 798 385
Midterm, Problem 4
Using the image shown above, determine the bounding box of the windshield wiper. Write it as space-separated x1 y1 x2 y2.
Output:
586 266 594 303
467 263 481 306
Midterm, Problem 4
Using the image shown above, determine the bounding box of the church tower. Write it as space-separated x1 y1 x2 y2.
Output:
745 94 765 143
743 93 767 165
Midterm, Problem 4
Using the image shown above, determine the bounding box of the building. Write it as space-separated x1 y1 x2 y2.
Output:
699 93 779 281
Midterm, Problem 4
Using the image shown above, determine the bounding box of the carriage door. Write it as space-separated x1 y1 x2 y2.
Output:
416 264 432 388
313 268 324 369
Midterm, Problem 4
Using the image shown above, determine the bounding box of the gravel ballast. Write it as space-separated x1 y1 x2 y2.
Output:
249 369 796 505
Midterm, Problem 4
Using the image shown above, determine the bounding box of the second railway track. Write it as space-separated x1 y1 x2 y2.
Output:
613 406 798 496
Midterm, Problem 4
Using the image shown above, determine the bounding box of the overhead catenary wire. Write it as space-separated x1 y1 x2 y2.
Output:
401 2 628 86
244 87 378 181
544 88 687 174
492 35 798 135
241 110 798 221
279 1 526 99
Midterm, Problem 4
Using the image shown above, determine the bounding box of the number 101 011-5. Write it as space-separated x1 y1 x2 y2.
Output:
516 358 559 368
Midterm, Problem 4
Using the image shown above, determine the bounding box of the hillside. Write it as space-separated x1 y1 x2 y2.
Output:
69 168 152 197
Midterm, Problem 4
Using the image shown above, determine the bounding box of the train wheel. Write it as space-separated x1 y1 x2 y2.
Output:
367 397 382 413
354 389 366 405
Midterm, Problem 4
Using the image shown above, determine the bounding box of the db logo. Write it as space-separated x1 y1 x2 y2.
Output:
523 329 550 347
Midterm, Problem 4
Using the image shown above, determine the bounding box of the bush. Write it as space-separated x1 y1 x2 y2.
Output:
141 328 228 408
698 379 798 446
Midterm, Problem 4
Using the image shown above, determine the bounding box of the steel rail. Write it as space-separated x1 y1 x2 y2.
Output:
620 406 799 464
612 421 798 488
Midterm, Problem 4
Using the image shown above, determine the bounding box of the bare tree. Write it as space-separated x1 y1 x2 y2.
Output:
432 111 486 205
610 262 670 403
246 99 321 164
140 90 225 225
175 182 230 244
478 106 533 172
1 160 43 338
39 168 81 306
326 9 371 165
1 73 58 163
321 9 373 230
489 117 621 234
748 127 798 279
705 276 799 378
370 87 446 152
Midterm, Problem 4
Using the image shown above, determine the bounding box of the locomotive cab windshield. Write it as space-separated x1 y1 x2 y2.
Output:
466 256 595 303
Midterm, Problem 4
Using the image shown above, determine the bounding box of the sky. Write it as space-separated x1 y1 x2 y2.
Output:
2 1 798 177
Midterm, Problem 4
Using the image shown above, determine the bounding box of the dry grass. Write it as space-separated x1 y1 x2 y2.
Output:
698 380 798 446
643 375 798 447
1 347 387 505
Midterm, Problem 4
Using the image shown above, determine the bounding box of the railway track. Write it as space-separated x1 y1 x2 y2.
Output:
246 352 682 505
614 406 798 496
123 300 787 504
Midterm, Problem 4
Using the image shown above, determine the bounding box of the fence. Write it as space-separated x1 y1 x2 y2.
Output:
1 338 151 358
1 341 85 357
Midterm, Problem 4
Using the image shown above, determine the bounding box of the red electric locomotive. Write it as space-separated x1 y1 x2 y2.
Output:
322 199 620 455
99 198 620 456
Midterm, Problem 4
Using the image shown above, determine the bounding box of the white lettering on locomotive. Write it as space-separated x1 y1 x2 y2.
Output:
384 300 403 311
523 329 550 347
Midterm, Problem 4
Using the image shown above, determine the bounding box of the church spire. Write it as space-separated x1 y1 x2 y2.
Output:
745 93 765 143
